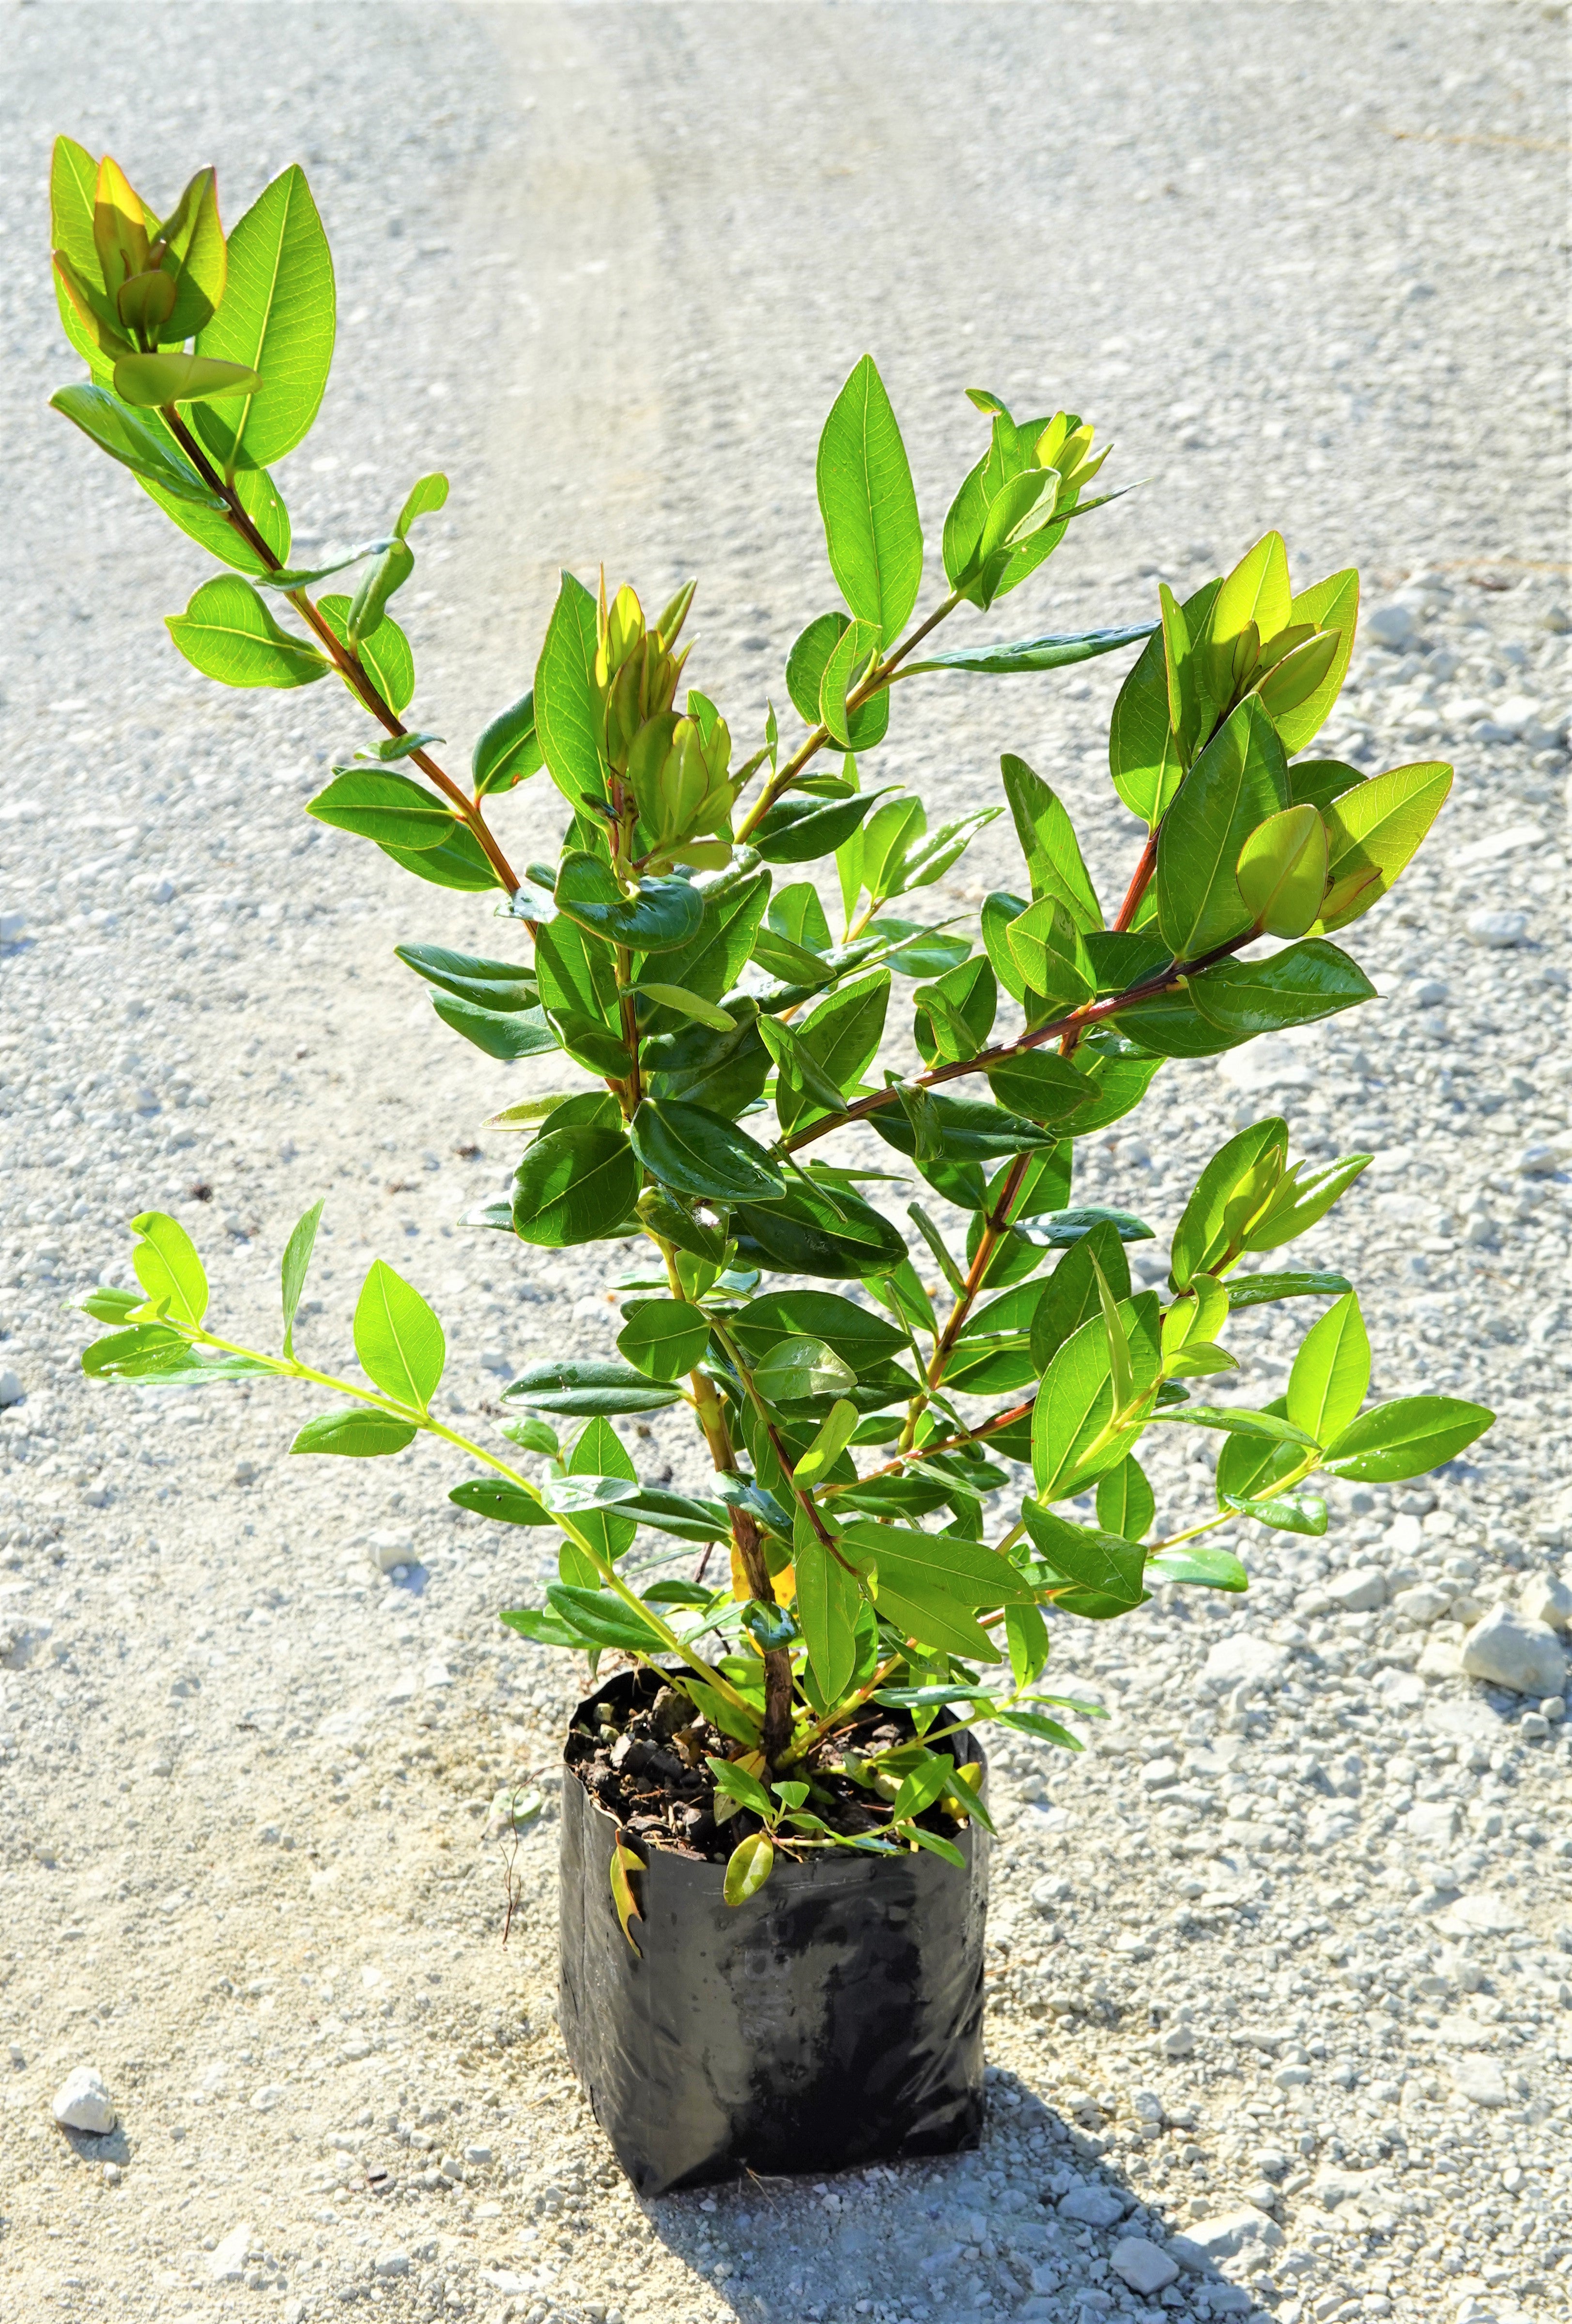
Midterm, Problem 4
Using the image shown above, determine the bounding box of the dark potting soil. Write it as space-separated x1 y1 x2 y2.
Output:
563 1665 975 1865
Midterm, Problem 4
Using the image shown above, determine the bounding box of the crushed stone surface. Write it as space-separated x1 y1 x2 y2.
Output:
1 7 1569 2324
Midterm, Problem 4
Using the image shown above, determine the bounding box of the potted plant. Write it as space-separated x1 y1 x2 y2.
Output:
50 140 1492 2197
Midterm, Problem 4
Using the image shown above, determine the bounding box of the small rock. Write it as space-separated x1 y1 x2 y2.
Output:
209 2223 252 2282
0 910 25 942
1139 1757 1179 1789
1518 1143 1569 1177
250 2084 286 2112
1202 1634 1286 1691
1158 2024 1196 2060
1109 2235 1179 2295
1057 2182 1129 2227
1465 908 1529 948
1408 1800 1460 1846
462 2143 493 2166
1366 602 1418 647
52 2065 116 2134
1325 1567 1387 1613
1168 2206 1284 2271
0 1371 24 1408
368 1530 415 1575
372 2250 411 2279
1461 1605 1567 1697
1452 2056 1510 2108
1521 1573 1572 1632
1393 1583 1453 1626
1408 976 1449 1007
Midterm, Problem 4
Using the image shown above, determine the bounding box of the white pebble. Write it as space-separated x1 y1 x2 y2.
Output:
1465 908 1529 948
1461 1606 1567 1697
51 2065 115 2134
1325 1567 1387 1612
1110 2235 1180 2294
208 2223 251 2281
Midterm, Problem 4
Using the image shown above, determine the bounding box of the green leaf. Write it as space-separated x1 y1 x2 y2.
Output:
511 1125 640 1248
353 1259 444 1409
1315 761 1452 934
534 910 620 1030
1188 939 1373 1038
1107 581 1220 826
616 1298 710 1382
614 1485 730 1544
346 537 415 650
1000 755 1101 928
871 1092 1058 1165
868 1570 1000 1663
732 1291 906 1379
193 165 334 469
308 767 456 849
546 1585 667 1656
112 351 259 408
430 994 556 1062
1286 1290 1369 1448
78 1284 143 1325
472 689 542 795
709 1755 775 1819
280 1198 324 1356
731 1181 907 1280
789 972 890 1113
167 575 327 690
753 1335 857 1402
1170 1117 1288 1289
315 595 414 717
640 864 771 1026
984 1052 1096 1128
785 612 890 749
1323 1396 1493 1483
900 622 1155 678
842 1520 1034 1608
794 1531 861 1700
554 854 703 953
1220 1490 1327 1537
1145 1543 1249 1591
448 1478 555 1526
501 1602 588 1650
751 789 887 865
1028 1221 1131 1375
1031 1294 1160 1501
723 1830 775 1905
630 1099 784 1202
1224 1269 1352 1310
1171 1405 1317 1446
50 383 223 505
1235 803 1328 938
503 1359 682 1418
1240 1152 1371 1254
818 617 883 749
1019 1503 1148 1617
1156 696 1289 961
791 1397 861 1491
635 982 735 1032
816 353 923 638
562 1414 638 1568
395 471 448 538
888 1750 956 1825
380 826 498 894
533 572 607 806
1276 567 1358 753
1288 758 1365 814
128 1209 209 1326
1005 1601 1049 1689
1096 1455 1155 1543
291 1409 416 1458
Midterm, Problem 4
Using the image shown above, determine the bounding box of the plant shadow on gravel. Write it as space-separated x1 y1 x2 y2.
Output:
636 2068 1242 2323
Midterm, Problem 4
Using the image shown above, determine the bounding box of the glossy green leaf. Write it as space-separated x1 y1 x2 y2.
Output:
818 617 882 749
280 1198 324 1357
1032 1294 1160 1501
535 570 608 807
503 1358 681 1417
511 1125 640 1247
785 612 890 748
128 1209 208 1327
547 1585 667 1656
616 1298 710 1382
561 1414 638 1568
1276 567 1358 753
395 471 447 538
641 864 771 1024
901 622 1154 678
1220 1489 1327 1536
308 767 455 849
1020 1502 1148 1616
1000 755 1101 928
353 1260 444 1409
1028 1221 1130 1374
1187 939 1373 1037
449 1478 555 1526
379 826 498 893
816 353 923 638
291 1409 416 1458
871 1092 1057 1165
1145 1543 1249 1591
751 789 886 865
1156 696 1289 961
984 1051 1096 1127
50 383 223 505
346 536 415 650
630 1099 783 1202
1169 1404 1316 1446
1240 1152 1371 1254
1288 758 1365 813
113 349 259 407
1224 1269 1352 1310
731 1290 906 1379
732 1182 909 1280
194 164 334 468
1286 1290 1369 1447
1236 802 1327 937
473 689 542 795
841 1520 1034 1608
1170 1117 1287 1289
1315 762 1452 933
793 1529 862 1700
723 1831 775 1906
167 575 327 689
314 594 415 716
554 853 703 953
1095 1455 1155 1543
753 1335 857 1402
1322 1396 1493 1482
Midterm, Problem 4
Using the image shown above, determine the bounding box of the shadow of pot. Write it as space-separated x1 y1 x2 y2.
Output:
558 1668 989 2195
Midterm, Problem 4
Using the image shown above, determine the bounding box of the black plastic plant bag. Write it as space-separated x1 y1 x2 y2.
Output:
558 1670 988 2196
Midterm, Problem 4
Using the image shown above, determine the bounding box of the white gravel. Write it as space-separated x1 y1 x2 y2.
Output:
2 8 1569 2324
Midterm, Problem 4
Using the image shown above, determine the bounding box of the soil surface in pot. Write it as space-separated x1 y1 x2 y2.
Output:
564 1665 977 1864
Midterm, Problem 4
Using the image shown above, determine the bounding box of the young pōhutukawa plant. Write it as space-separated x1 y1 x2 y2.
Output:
54 139 1491 1944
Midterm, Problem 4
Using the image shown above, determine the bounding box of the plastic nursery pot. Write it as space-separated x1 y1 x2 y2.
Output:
557 1668 989 2196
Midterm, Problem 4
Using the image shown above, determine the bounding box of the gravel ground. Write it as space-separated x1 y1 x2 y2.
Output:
2 6 1570 2324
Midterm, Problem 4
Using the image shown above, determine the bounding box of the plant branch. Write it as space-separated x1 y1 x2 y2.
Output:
159 407 524 903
